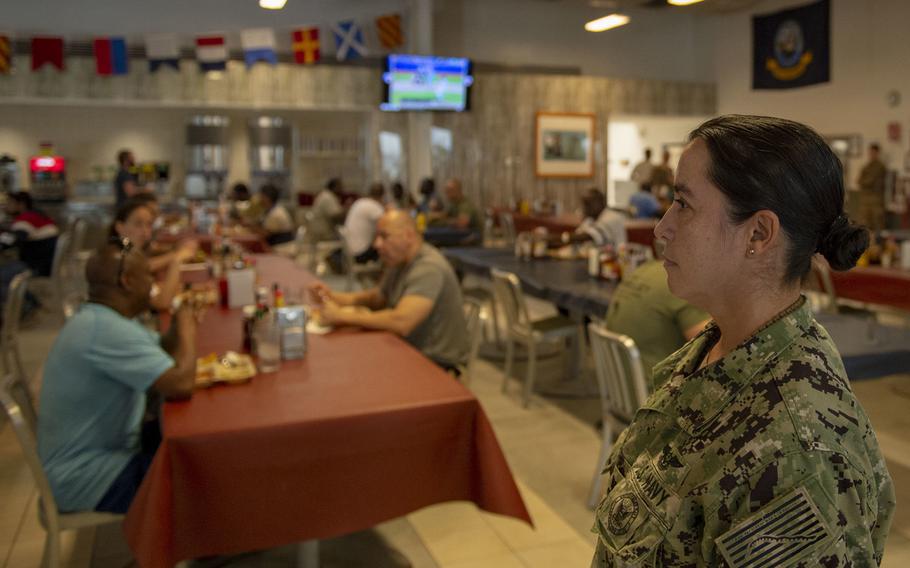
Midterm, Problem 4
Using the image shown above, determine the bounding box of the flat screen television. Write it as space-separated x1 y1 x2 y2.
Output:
381 54 473 112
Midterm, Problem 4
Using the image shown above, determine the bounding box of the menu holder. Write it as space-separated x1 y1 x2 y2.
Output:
277 305 307 359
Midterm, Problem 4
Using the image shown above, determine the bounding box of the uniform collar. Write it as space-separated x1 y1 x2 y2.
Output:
645 297 812 436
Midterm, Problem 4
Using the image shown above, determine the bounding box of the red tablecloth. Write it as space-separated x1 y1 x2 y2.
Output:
829 265 910 312
509 213 657 250
123 256 530 567
157 232 271 254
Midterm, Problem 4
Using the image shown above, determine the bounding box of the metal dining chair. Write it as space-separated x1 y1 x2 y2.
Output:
586 322 651 509
29 231 72 321
0 373 124 568
498 211 516 247
462 296 487 385
2 270 31 384
491 268 582 408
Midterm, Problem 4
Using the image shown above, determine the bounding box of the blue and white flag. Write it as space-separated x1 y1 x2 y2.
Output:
145 34 180 72
196 35 227 72
241 28 277 67
332 20 366 61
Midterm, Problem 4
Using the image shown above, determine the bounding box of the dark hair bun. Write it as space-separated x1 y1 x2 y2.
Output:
817 215 869 271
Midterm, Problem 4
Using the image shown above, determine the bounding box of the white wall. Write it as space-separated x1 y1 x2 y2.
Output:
607 114 709 205
440 0 712 82
711 0 910 187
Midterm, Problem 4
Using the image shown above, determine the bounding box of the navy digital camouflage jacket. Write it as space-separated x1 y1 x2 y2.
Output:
592 298 895 567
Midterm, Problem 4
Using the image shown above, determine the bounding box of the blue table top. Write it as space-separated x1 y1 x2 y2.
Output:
444 247 617 317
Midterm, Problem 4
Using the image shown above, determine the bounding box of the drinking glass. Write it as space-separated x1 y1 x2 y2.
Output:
254 314 282 373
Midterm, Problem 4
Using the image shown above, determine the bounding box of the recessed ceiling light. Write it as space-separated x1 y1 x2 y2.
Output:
667 0 706 6
259 0 287 9
585 13 630 32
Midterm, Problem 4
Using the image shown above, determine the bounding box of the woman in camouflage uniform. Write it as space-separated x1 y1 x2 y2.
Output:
591 115 895 567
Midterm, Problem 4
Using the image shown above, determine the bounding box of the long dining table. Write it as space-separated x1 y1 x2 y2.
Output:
444 246 618 317
123 255 531 567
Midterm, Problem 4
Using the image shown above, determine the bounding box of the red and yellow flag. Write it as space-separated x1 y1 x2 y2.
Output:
376 14 404 49
292 27 320 65
0 36 10 74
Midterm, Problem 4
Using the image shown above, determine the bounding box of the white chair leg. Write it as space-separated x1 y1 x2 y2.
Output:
587 422 614 509
297 539 319 568
41 532 60 568
487 296 502 347
502 339 515 393
523 341 537 408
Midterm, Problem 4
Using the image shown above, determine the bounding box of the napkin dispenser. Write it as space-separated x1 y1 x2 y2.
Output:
276 306 307 359
226 268 256 308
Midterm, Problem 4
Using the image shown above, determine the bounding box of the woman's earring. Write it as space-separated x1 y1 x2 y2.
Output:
748 248 755 256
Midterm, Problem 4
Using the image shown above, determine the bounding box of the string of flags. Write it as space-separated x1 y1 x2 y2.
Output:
0 13 404 76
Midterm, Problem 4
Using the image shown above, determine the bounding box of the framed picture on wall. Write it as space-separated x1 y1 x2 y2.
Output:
535 112 595 178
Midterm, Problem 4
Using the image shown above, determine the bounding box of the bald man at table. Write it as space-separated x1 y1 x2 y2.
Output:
311 210 469 373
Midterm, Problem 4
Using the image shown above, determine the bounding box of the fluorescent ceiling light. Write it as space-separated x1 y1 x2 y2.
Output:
667 0 706 5
585 13 630 32
259 0 287 9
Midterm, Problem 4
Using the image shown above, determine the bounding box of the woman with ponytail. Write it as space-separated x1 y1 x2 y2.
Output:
591 115 894 567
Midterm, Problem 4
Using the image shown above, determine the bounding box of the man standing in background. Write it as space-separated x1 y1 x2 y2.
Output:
114 149 138 209
857 143 887 231
630 148 654 185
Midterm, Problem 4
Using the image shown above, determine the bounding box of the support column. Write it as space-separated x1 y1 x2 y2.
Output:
407 0 433 192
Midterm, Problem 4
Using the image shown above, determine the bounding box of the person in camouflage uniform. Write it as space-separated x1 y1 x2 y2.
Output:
592 115 895 567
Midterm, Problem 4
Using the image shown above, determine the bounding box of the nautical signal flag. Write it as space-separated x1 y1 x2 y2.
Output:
195 35 227 72
93 37 128 76
0 36 10 74
753 0 830 90
376 14 404 50
241 28 277 67
31 36 64 71
145 34 180 72
292 28 320 65
333 20 366 61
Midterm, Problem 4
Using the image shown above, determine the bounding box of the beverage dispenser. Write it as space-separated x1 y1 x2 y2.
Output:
185 115 230 201
29 143 67 202
248 116 292 199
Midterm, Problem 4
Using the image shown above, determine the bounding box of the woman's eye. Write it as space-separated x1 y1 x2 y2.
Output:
674 198 688 210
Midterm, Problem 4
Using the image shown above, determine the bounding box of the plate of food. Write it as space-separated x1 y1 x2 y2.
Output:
195 351 257 387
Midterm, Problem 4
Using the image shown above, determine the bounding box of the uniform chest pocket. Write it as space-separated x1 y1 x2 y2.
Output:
594 447 691 566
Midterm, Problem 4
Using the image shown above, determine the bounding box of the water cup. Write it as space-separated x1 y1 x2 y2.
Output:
254 314 282 373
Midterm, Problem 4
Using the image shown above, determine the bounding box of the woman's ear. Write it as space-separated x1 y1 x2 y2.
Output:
748 209 781 256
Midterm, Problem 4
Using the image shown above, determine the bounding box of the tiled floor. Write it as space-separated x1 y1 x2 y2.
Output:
2 288 910 567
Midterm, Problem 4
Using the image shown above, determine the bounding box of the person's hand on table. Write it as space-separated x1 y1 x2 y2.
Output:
314 299 344 326
175 239 200 263
307 282 335 306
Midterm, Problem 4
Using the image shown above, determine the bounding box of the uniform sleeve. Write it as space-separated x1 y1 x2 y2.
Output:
85 319 175 393
705 451 892 567
400 263 443 303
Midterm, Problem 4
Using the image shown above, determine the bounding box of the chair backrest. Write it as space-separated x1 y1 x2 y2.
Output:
498 212 516 246
70 217 88 255
587 322 650 426
463 296 484 370
490 268 532 334
808 256 838 313
0 374 54 525
2 270 31 344
2 270 31 376
49 231 71 282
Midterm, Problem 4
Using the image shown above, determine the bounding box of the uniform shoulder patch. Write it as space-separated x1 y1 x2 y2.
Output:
715 486 833 568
